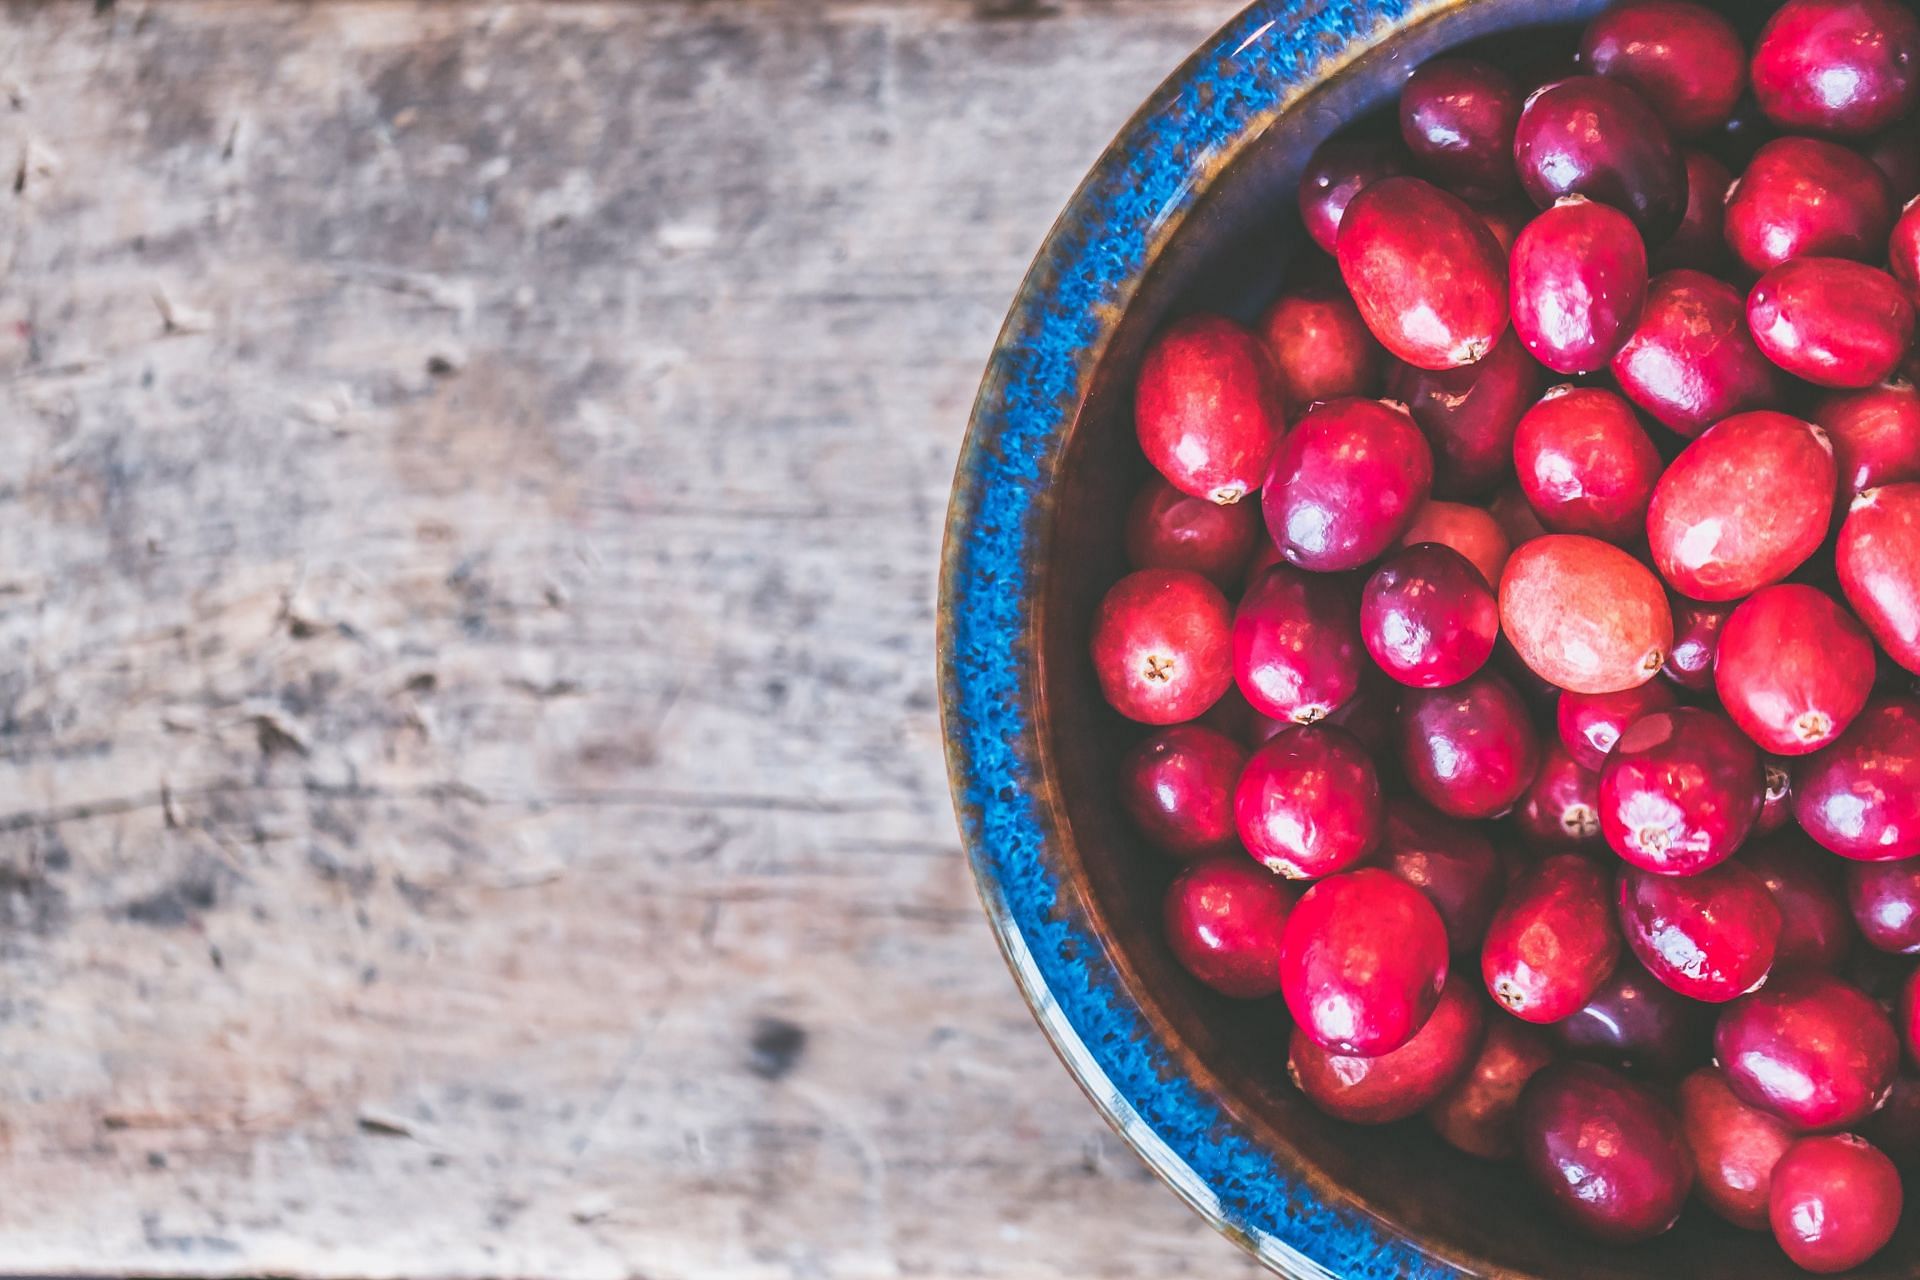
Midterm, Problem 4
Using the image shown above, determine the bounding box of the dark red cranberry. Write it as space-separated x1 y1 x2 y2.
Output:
1118 725 1247 860
1647 411 1836 601
1869 118 1920 203
1378 799 1505 953
1747 833 1855 970
1715 971 1900 1129
1903 967 1920 1064
1400 670 1542 819
1298 135 1411 254
1620 861 1781 1002
1509 198 1648 375
1359 543 1497 688
1752 0 1920 136
1653 150 1734 272
1838 483 1920 672
1723 137 1896 273
1553 955 1711 1076
1863 1073 1920 1165
1795 696 1920 860
1324 665 1402 759
1390 331 1542 498
1749 258 1916 389
1428 1019 1555 1159
1512 386 1661 542
1612 270 1785 436
1197 683 1281 749
1232 564 1363 726
1336 177 1510 369
1847 857 1920 952
1261 398 1433 571
1234 726 1383 880
1289 973 1486 1123
1490 482 1549 548
1715 584 1877 755
1398 58 1522 200
1816 381 1920 502
1893 196 1920 304
1514 744 1604 853
1396 499 1511 586
1600 708 1764 875
1499 534 1673 694
1678 1066 1796 1231
1278 867 1449 1055
1163 857 1298 998
1256 288 1385 414
1757 757 1796 834
1471 197 1533 251
1482 853 1621 1023
1134 314 1286 505
1579 1 1748 138
1124 476 1263 588
1558 682 1680 772
1517 1062 1693 1243
1091 570 1234 724
1770 1134 1904 1272
1513 76 1687 239
1664 599 1733 691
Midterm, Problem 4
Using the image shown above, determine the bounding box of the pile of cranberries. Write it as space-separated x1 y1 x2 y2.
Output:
1099 0 1920 1269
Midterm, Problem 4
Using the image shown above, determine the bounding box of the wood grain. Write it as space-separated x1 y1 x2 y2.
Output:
0 2 1267 1276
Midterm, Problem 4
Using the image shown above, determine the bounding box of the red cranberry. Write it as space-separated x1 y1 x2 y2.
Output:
1336 177 1510 369
1620 861 1781 1002
1600 707 1764 875
1770 1134 1904 1272
1232 564 1363 725
1379 799 1504 954
1289 973 1486 1124
1118 725 1247 859
1499 534 1673 694
1838 483 1920 672
1508 198 1648 375
1903 967 1920 1063
1749 258 1916 389
1396 499 1511 585
1513 76 1687 240
1359 543 1497 688
1390 331 1542 498
1514 744 1604 853
1664 599 1733 691
1134 315 1286 505
1261 398 1433 571
1653 149 1734 272
1256 289 1385 414
1512 386 1661 542
1612 270 1785 435
1398 58 1522 200
1553 954 1711 1076
1298 135 1411 254
1747 833 1855 970
1579 1 1748 138
1163 857 1298 998
1752 0 1920 136
1482 853 1621 1023
1091 570 1234 724
1559 682 1680 772
1815 381 1920 502
1428 1019 1555 1159
1758 757 1796 834
1679 1066 1797 1231
1716 971 1900 1130
1715 584 1877 755
1124 476 1263 588
1517 1062 1693 1243
1893 196 1920 304
1400 670 1542 819
1324 665 1401 759
1847 857 1920 952
1795 696 1920 860
1723 137 1896 273
1647 410 1836 601
1234 726 1383 880
1279 867 1449 1055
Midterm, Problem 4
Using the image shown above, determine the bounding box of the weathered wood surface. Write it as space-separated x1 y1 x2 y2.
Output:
0 2 1267 1277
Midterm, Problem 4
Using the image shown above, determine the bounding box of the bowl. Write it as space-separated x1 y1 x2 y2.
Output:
937 2 1915 1276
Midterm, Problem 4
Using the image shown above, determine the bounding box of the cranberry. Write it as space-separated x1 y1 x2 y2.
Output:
1770 1134 1904 1272
1579 1 1748 138
1664 599 1733 691
1240 538 1284 590
1428 1019 1555 1159
1517 1062 1693 1243
1758 757 1796 835
1398 58 1522 200
1893 196 1920 304
1558 682 1680 772
1499 534 1673 694
1298 134 1411 254
1723 137 1896 274
1795 696 1920 860
1278 867 1449 1055
1359 543 1497 688
1400 670 1542 819
1134 315 1286 505
1513 76 1687 240
1647 411 1836 601
1652 149 1734 272
1378 799 1505 952
1390 331 1543 498
1232 564 1363 725
1118 725 1248 860
1620 861 1782 1002
1396 499 1511 586
1678 1066 1797 1231
1289 973 1486 1124
1814 381 1920 503
1256 288 1385 413
1747 833 1855 970
1752 0 1920 136
1261 398 1433 572
1749 258 1916 389
1324 666 1402 759
1716 971 1900 1129
1512 386 1662 542
1863 1073 1920 1164
1471 197 1533 251
1163 857 1299 998
1600 707 1764 875
1838 483 1920 672
1513 744 1604 853
1336 177 1510 370
1715 584 1878 755
1847 857 1920 952
1490 482 1549 548
1124 476 1263 588
1234 726 1383 880
1612 269 1785 435
1091 570 1234 724
1553 954 1712 1076
1508 199 1648 375
1903 967 1920 1063
1482 853 1621 1023
1716 92 1778 167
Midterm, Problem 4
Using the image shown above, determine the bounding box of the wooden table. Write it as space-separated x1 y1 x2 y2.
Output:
0 2 1267 1276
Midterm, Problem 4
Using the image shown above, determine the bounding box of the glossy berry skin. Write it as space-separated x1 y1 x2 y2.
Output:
1513 76 1687 240
1599 708 1764 876
1091 570 1234 725
1558 682 1679 773
1134 315 1287 505
1428 1019 1555 1159
1377 799 1504 953
1234 726 1383 880
1646 411 1836 602
1256 289 1385 413
1769 1134 1904 1273
1612 270 1784 436
1117 725 1248 859
1499 534 1673 694
1715 971 1900 1130
1838 483 1920 672
1232 564 1363 725
1748 258 1916 389
1795 696 1920 861
1336 177 1510 370
1398 58 1522 201
1482 853 1621 1024
1261 398 1433 572
1653 149 1733 272
1846 858 1920 953
1517 1062 1693 1244
1513 744 1604 853
1752 0 1920 136
1359 543 1497 688
1509 198 1648 375
1512 386 1661 542
1815 381 1920 502
1288 974 1486 1124
1894 197 1920 305
1162 857 1298 998
1552 955 1711 1076
1723 137 1896 274
1715 584 1877 755
1278 867 1449 1056
1664 599 1733 691
1748 834 1855 970
1298 135 1411 254
1400 670 1542 819
1390 331 1543 498
1397 499 1511 586
1579 1 1748 138
1124 476 1263 588
1619 861 1782 1002
1678 1066 1797 1231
